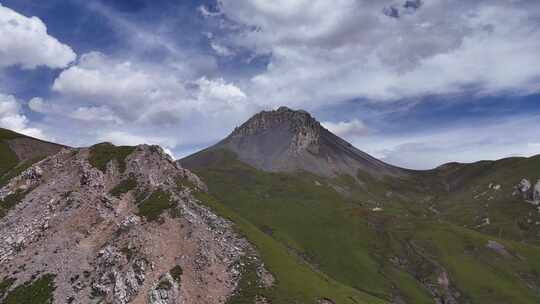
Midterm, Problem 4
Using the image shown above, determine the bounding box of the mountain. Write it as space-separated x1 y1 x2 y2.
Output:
182 107 540 304
0 139 276 304
183 106 404 178
0 128 63 188
2 108 540 304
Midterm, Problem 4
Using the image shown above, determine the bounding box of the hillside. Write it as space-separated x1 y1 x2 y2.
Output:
182 107 540 304
2 107 540 304
0 141 280 304
0 128 63 187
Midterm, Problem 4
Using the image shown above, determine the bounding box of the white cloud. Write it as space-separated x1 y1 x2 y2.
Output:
209 0 540 108
97 130 178 158
98 131 177 159
198 5 221 18
0 93 46 139
0 4 76 69
45 52 257 156
28 97 47 113
347 115 540 169
98 131 175 147
210 42 234 57
195 77 247 108
28 97 61 114
69 106 122 124
322 119 369 138
52 52 250 122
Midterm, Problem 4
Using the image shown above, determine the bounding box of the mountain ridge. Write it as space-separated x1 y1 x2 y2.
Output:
2 107 540 304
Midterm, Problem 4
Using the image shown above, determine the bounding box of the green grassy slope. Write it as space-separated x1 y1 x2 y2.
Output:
195 191 387 304
0 127 65 181
0 128 64 218
429 156 540 243
0 128 24 177
183 149 540 304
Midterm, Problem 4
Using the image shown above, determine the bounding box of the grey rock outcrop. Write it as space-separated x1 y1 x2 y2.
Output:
534 180 540 204
148 273 180 304
513 178 540 205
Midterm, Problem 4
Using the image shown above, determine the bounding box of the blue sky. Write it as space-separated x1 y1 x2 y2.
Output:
1 0 540 169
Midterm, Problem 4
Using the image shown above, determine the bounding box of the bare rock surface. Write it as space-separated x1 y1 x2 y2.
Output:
0 144 267 303
513 178 540 205
182 106 405 178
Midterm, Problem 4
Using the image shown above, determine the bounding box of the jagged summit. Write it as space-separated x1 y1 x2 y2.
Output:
183 107 405 178
230 106 320 140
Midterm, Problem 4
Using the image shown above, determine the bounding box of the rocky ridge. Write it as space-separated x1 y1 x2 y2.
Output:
0 144 271 304
230 106 322 155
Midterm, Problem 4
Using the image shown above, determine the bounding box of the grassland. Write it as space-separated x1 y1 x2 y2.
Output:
195 191 387 304
186 149 540 304
0 128 23 177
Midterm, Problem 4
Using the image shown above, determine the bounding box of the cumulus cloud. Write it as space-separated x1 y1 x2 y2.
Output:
97 131 179 159
0 93 46 139
98 131 174 147
44 52 257 157
206 0 540 108
52 52 250 122
322 119 369 138
0 4 76 69
28 97 64 114
210 42 235 57
69 106 122 124
347 115 540 169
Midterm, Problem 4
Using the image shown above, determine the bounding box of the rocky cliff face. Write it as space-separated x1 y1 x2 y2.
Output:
514 178 540 206
230 106 322 155
0 144 269 304
183 106 404 178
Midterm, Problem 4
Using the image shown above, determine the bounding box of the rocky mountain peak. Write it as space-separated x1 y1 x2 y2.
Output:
230 106 322 139
184 106 405 178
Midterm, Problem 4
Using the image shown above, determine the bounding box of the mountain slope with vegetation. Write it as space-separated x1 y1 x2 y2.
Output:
2 104 540 304
0 128 63 217
182 107 540 304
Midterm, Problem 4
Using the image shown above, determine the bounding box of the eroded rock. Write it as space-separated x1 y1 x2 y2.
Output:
0 144 270 304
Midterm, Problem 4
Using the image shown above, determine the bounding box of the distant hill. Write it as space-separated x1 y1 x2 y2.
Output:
0 128 64 187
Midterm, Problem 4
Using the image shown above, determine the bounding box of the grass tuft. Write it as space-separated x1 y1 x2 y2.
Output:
0 141 19 177
0 277 15 299
0 189 30 219
89 143 135 173
4 274 56 304
110 176 138 198
170 265 183 283
226 257 264 304
137 189 175 222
